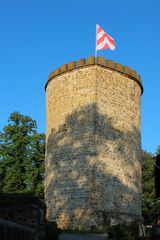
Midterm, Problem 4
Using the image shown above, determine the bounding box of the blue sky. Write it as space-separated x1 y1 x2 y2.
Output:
0 0 159 153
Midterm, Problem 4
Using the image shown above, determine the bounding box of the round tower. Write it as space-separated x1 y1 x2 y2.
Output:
45 56 143 230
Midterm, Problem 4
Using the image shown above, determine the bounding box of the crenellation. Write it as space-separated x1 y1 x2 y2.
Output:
78 58 85 67
46 58 143 98
68 61 76 70
60 64 68 73
86 56 95 64
115 63 123 72
97 56 105 65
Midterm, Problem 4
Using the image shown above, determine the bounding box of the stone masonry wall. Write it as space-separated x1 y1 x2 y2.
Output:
45 57 143 230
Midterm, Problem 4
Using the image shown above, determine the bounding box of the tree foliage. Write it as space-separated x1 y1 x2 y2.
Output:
0 112 45 198
142 149 160 223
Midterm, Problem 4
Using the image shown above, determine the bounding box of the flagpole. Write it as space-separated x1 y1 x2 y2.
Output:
95 24 97 58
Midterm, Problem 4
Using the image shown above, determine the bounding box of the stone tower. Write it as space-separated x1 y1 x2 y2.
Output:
45 56 143 230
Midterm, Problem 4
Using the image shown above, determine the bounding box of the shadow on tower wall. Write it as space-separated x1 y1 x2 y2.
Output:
45 103 141 230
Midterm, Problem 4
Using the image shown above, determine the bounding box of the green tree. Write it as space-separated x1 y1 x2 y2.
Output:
156 145 160 157
0 112 45 198
142 150 160 223
142 150 154 222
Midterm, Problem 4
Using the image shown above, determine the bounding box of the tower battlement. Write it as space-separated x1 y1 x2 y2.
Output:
45 56 143 94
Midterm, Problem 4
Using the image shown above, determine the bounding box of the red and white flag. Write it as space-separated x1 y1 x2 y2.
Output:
96 24 115 52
